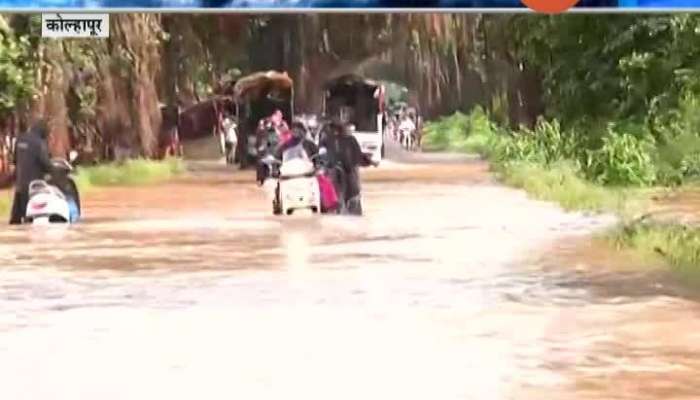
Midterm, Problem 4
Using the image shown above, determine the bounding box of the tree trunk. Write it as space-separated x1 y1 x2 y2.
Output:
35 41 70 157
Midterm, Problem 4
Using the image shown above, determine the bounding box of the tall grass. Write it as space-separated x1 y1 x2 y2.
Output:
423 108 700 188
611 223 700 283
423 107 698 277
498 161 644 216
0 190 11 219
75 157 186 191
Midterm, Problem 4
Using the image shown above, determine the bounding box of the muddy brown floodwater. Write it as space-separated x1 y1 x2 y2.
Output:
1 145 700 400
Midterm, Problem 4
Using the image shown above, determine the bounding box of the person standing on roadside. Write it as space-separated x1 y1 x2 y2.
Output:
222 115 238 165
9 120 53 225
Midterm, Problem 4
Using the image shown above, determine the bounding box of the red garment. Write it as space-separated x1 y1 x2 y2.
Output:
317 173 339 212
279 129 293 145
258 118 289 136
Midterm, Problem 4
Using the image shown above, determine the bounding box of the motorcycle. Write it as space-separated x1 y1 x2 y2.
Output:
264 145 322 216
25 151 81 225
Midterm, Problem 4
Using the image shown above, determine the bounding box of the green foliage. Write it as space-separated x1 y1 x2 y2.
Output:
383 81 409 107
611 223 700 282
0 20 35 116
428 107 669 187
649 93 700 185
75 158 186 189
498 161 640 214
494 119 583 166
507 15 700 187
585 125 658 186
512 15 700 127
422 112 465 150
0 190 10 219
421 108 509 156
655 133 700 185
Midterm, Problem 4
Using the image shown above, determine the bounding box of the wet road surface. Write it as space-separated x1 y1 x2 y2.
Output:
1 147 700 400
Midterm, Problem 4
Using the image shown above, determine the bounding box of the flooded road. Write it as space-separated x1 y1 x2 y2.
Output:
2 149 700 400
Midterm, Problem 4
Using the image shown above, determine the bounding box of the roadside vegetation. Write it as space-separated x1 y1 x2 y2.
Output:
1 158 185 220
0 190 10 218
424 107 700 277
610 223 700 283
421 14 700 278
74 158 186 192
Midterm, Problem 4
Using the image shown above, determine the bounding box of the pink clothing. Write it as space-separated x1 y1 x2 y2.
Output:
318 173 339 212
279 129 293 145
271 111 283 125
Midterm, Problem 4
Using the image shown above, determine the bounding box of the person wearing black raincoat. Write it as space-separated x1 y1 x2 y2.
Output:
9 120 53 225
318 120 376 216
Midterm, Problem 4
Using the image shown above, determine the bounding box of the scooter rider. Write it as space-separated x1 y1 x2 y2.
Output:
275 120 319 162
257 109 289 142
9 120 53 225
255 110 290 185
319 120 376 216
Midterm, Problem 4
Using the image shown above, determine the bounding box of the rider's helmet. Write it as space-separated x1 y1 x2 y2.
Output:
291 120 307 139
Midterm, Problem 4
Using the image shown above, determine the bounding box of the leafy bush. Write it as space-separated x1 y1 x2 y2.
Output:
655 133 700 185
0 20 35 116
585 125 658 186
493 119 582 166
422 107 501 154
426 109 696 189
422 112 470 151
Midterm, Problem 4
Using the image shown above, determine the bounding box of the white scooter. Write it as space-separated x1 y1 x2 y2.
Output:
25 152 81 225
262 144 321 216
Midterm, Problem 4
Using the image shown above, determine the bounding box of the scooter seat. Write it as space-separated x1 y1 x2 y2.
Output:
28 180 65 200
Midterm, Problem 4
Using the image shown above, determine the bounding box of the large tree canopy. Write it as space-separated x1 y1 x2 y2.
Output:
1 14 699 161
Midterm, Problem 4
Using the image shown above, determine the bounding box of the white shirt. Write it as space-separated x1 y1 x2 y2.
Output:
223 119 237 143
399 119 415 131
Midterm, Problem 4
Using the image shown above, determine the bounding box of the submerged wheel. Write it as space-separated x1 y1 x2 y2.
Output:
286 209 294 216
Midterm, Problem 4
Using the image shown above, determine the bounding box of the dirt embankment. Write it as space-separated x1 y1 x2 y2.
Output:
648 188 700 227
